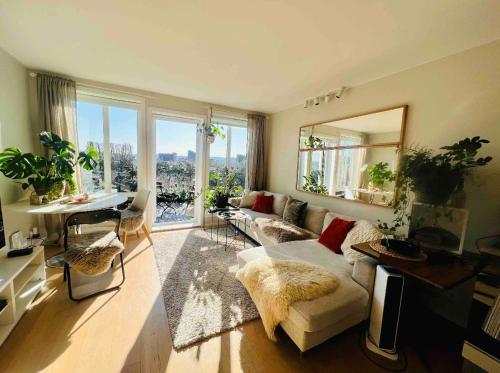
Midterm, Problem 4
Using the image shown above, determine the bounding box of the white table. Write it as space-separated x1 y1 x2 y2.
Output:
6 192 128 267
6 192 128 215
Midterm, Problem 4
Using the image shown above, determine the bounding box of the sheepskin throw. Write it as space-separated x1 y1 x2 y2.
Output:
65 231 124 275
236 258 339 340
120 207 145 232
254 218 313 243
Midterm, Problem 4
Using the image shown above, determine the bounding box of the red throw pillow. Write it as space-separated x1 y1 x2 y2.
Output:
252 195 274 214
319 218 355 254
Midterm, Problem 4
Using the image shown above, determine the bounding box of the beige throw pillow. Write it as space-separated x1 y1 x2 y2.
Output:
340 220 384 264
240 191 265 208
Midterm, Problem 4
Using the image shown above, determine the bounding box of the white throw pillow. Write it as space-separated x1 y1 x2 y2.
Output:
240 191 265 208
340 220 384 264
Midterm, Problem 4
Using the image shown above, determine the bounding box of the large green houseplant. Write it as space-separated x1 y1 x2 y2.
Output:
367 162 394 190
0 131 99 202
204 167 243 208
303 170 328 195
379 136 492 233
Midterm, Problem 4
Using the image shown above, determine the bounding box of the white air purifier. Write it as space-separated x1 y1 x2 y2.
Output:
366 265 405 360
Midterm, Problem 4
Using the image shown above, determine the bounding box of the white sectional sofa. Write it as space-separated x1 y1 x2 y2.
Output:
231 192 378 352
230 191 329 246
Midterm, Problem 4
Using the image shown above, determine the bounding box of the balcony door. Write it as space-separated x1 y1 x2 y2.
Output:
152 114 204 227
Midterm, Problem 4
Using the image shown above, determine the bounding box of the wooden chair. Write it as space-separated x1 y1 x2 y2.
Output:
120 189 153 245
63 209 125 302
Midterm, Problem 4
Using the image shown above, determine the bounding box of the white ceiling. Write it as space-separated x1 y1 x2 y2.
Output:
1 1 499 113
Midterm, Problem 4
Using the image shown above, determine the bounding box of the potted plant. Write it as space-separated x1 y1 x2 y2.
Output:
199 123 225 144
204 167 243 208
303 170 328 195
378 136 492 233
304 135 325 149
0 131 99 204
367 162 394 190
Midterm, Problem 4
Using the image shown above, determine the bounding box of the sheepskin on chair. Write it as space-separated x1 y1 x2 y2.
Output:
65 231 124 275
120 207 145 232
236 258 339 340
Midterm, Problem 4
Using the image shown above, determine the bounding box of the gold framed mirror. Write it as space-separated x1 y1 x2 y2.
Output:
296 105 407 207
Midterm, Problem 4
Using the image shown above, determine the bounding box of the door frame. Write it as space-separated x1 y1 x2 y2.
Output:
146 107 208 229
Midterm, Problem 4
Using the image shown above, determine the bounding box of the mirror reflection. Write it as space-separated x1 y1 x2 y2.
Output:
297 106 406 206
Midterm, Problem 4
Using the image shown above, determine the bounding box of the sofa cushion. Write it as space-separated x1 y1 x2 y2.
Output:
341 220 384 264
252 195 274 214
264 192 289 217
237 240 370 332
304 205 329 235
240 208 281 226
322 211 359 233
283 198 308 227
319 218 355 253
240 191 265 208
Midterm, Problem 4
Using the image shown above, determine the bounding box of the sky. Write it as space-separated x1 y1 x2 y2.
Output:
77 101 247 158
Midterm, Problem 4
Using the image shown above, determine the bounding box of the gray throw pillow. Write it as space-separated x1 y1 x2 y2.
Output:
282 198 308 227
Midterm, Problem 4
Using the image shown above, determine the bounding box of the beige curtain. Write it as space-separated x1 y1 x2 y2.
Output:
36 74 81 192
247 114 266 190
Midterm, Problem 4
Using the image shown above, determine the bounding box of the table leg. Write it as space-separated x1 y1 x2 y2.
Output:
216 217 219 244
225 220 228 251
44 214 64 246
211 213 213 240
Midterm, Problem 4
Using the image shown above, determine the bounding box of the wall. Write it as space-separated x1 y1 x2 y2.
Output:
268 40 500 251
0 47 36 240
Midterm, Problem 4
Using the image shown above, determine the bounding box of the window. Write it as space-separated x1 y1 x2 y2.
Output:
209 113 248 191
76 93 141 194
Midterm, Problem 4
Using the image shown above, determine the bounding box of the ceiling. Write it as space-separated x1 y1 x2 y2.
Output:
1 1 499 113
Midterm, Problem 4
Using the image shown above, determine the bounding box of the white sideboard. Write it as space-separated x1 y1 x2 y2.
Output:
0 246 45 346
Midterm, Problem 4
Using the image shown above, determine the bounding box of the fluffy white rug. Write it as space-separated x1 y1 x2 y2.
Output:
236 257 339 340
152 228 259 349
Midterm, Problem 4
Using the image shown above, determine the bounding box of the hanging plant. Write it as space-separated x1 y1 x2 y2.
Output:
304 135 325 149
199 123 225 144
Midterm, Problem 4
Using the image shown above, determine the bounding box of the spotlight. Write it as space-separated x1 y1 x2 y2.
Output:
324 94 332 103
303 100 309 108
335 86 346 99
314 97 320 106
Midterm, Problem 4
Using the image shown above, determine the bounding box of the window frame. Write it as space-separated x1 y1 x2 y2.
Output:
209 117 248 189
76 88 146 196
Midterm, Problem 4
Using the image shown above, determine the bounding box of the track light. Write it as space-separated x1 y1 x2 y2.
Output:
304 86 346 108
314 97 320 106
303 100 309 108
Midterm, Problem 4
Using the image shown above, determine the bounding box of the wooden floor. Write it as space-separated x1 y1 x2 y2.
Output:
0 231 454 373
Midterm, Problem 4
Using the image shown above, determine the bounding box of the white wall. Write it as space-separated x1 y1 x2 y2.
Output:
0 47 36 241
268 40 500 251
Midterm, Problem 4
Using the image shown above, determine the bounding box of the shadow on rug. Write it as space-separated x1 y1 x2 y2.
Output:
152 228 259 349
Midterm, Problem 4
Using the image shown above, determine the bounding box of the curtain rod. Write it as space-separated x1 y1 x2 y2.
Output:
29 71 155 99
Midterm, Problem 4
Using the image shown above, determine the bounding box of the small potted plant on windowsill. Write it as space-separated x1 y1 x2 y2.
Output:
0 131 99 204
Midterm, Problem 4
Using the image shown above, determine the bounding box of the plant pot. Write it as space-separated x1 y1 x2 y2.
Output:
215 195 228 208
47 180 66 201
206 134 215 144
413 183 457 206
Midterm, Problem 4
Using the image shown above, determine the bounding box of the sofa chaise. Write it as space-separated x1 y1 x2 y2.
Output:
230 192 379 352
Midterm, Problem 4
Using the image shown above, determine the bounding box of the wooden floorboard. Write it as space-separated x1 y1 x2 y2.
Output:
0 230 451 372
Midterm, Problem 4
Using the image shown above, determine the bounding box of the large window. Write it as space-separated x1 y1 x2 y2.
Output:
76 93 141 194
209 114 248 191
